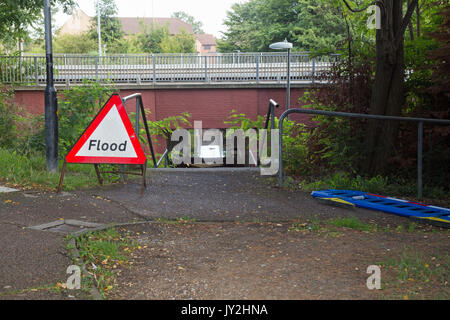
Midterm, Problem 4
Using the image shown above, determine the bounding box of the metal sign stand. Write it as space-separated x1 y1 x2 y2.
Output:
57 93 155 196
57 160 147 195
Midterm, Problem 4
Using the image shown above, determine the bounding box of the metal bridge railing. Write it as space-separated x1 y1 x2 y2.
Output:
0 52 339 86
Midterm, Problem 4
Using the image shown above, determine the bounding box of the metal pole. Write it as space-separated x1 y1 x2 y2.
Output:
204 56 208 83
278 112 286 187
286 48 291 112
135 98 140 134
97 0 102 57
417 121 423 199
44 0 58 173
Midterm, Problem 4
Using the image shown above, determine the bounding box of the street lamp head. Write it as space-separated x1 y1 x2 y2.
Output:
269 39 293 50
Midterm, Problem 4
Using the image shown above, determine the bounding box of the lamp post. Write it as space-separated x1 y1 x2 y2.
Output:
43 0 58 172
269 39 293 113
97 0 102 57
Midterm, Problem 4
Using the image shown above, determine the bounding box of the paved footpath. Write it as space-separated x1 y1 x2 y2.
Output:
0 168 420 299
0 187 140 299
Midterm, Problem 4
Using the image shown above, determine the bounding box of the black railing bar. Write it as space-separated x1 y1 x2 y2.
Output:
259 99 280 162
121 93 157 167
264 99 279 130
122 93 141 102
277 106 450 199
279 108 450 125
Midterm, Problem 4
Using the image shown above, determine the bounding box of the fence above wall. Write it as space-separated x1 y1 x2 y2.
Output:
0 52 339 86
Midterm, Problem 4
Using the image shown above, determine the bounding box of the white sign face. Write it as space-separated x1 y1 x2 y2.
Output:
76 104 138 158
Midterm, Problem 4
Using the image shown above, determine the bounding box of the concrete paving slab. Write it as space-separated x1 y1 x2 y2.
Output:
0 186 18 193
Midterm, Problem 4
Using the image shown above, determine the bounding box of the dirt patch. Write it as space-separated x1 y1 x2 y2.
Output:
106 222 449 300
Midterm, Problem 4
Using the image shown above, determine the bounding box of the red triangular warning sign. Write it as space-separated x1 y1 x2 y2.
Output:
65 94 147 165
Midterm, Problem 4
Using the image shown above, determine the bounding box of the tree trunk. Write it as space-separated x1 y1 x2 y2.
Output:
363 0 405 175
416 1 421 38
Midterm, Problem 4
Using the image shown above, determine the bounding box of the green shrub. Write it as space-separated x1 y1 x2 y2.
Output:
25 80 117 157
0 86 18 148
224 110 313 176
301 172 389 194
57 79 117 157
0 148 119 190
327 216 376 232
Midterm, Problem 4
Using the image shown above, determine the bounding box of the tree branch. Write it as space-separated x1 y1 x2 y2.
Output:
396 0 419 48
341 0 384 13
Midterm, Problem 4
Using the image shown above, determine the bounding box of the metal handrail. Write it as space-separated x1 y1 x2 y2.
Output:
121 93 157 167
156 148 169 168
264 99 279 130
277 105 450 198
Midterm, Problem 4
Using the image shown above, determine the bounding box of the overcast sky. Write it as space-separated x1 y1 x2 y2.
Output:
55 0 249 38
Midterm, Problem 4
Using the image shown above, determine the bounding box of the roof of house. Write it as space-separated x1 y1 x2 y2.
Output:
60 10 196 37
118 17 194 35
195 34 216 46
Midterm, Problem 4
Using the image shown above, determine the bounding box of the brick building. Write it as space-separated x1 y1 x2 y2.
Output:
59 9 216 53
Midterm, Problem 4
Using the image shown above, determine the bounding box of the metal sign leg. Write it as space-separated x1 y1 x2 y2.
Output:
140 161 147 197
94 164 103 185
57 161 67 194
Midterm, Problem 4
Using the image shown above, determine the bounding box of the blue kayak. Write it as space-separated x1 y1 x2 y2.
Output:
311 189 450 227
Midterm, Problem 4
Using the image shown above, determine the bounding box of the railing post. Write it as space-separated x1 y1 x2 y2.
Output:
152 55 156 84
204 56 208 83
256 54 259 84
278 111 288 187
95 56 99 80
34 57 38 86
311 57 316 84
417 121 423 199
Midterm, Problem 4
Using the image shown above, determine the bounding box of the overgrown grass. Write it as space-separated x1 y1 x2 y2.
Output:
380 249 449 299
72 228 139 298
290 216 379 235
327 216 377 232
300 172 449 201
0 148 120 191
289 216 322 233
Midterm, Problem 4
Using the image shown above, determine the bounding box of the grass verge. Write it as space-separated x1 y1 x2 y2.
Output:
288 216 448 235
289 216 379 235
299 172 449 204
327 216 377 232
0 148 120 191
379 249 449 300
68 228 140 299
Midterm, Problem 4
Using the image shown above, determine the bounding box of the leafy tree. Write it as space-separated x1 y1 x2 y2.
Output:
0 0 75 54
219 0 347 53
300 1 448 183
171 11 204 34
89 0 124 53
136 21 170 53
340 0 421 174
53 32 97 53
160 31 196 53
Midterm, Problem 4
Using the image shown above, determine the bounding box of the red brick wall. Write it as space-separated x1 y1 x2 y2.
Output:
14 87 310 129
13 87 312 155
